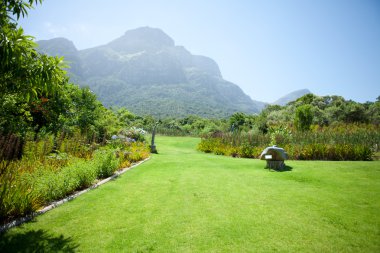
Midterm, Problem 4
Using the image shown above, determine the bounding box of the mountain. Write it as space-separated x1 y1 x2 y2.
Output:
272 89 312 106
37 27 263 118
38 38 83 82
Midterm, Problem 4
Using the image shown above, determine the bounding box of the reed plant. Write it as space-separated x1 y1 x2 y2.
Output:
198 123 379 160
0 133 150 224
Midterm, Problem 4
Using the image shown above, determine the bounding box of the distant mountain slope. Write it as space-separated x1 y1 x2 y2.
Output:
272 89 311 106
37 27 263 118
38 38 83 82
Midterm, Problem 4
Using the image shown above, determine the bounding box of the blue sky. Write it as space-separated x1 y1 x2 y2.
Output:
19 0 380 103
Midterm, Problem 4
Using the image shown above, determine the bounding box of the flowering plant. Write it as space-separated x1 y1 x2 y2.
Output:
125 127 146 142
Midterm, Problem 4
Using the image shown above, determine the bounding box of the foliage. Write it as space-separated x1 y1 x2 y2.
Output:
1 0 124 158
2 136 379 252
123 127 147 142
91 149 119 178
111 113 230 137
0 1 153 224
1 0 69 135
0 162 41 220
268 125 292 146
1 0 379 233
284 143 373 161
197 93 380 161
0 134 150 223
0 0 42 21
198 123 379 161
294 104 313 131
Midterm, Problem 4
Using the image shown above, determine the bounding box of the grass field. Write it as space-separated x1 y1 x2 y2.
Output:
1 136 379 252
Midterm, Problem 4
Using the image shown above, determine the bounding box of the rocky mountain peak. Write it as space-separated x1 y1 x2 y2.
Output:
38 37 78 55
107 27 175 54
37 27 264 117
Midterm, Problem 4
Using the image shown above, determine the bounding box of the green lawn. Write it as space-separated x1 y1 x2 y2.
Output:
1 136 379 252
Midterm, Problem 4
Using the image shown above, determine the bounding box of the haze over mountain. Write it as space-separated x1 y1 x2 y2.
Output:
38 27 272 117
272 89 312 106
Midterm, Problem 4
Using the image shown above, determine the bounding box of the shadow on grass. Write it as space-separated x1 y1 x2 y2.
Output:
0 229 78 253
267 165 293 172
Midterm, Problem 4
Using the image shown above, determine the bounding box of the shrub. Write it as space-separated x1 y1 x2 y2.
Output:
0 166 41 222
284 143 373 161
213 143 229 156
23 135 54 161
198 124 378 161
238 142 255 158
268 126 292 146
124 127 146 142
1 138 150 223
197 138 218 153
119 157 131 169
294 105 313 131
70 160 97 189
33 168 73 203
93 149 119 178
125 142 150 163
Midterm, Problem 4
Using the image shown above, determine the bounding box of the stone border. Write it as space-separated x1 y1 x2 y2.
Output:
0 157 150 233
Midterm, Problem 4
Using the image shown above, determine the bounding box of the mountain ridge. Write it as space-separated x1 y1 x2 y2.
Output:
37 27 305 117
272 89 312 106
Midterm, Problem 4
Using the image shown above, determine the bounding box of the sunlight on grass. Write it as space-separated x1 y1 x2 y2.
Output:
1 136 379 252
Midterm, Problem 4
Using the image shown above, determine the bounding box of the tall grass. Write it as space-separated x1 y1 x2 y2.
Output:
198 124 379 160
0 134 150 225
155 126 194 136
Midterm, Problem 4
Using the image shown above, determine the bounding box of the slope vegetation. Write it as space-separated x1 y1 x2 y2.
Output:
38 27 265 117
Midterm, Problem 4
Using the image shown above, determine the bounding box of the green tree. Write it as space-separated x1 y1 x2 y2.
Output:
255 105 284 133
294 104 313 131
115 107 136 127
1 0 68 135
368 99 380 124
229 112 246 131
290 93 317 106
343 101 367 123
